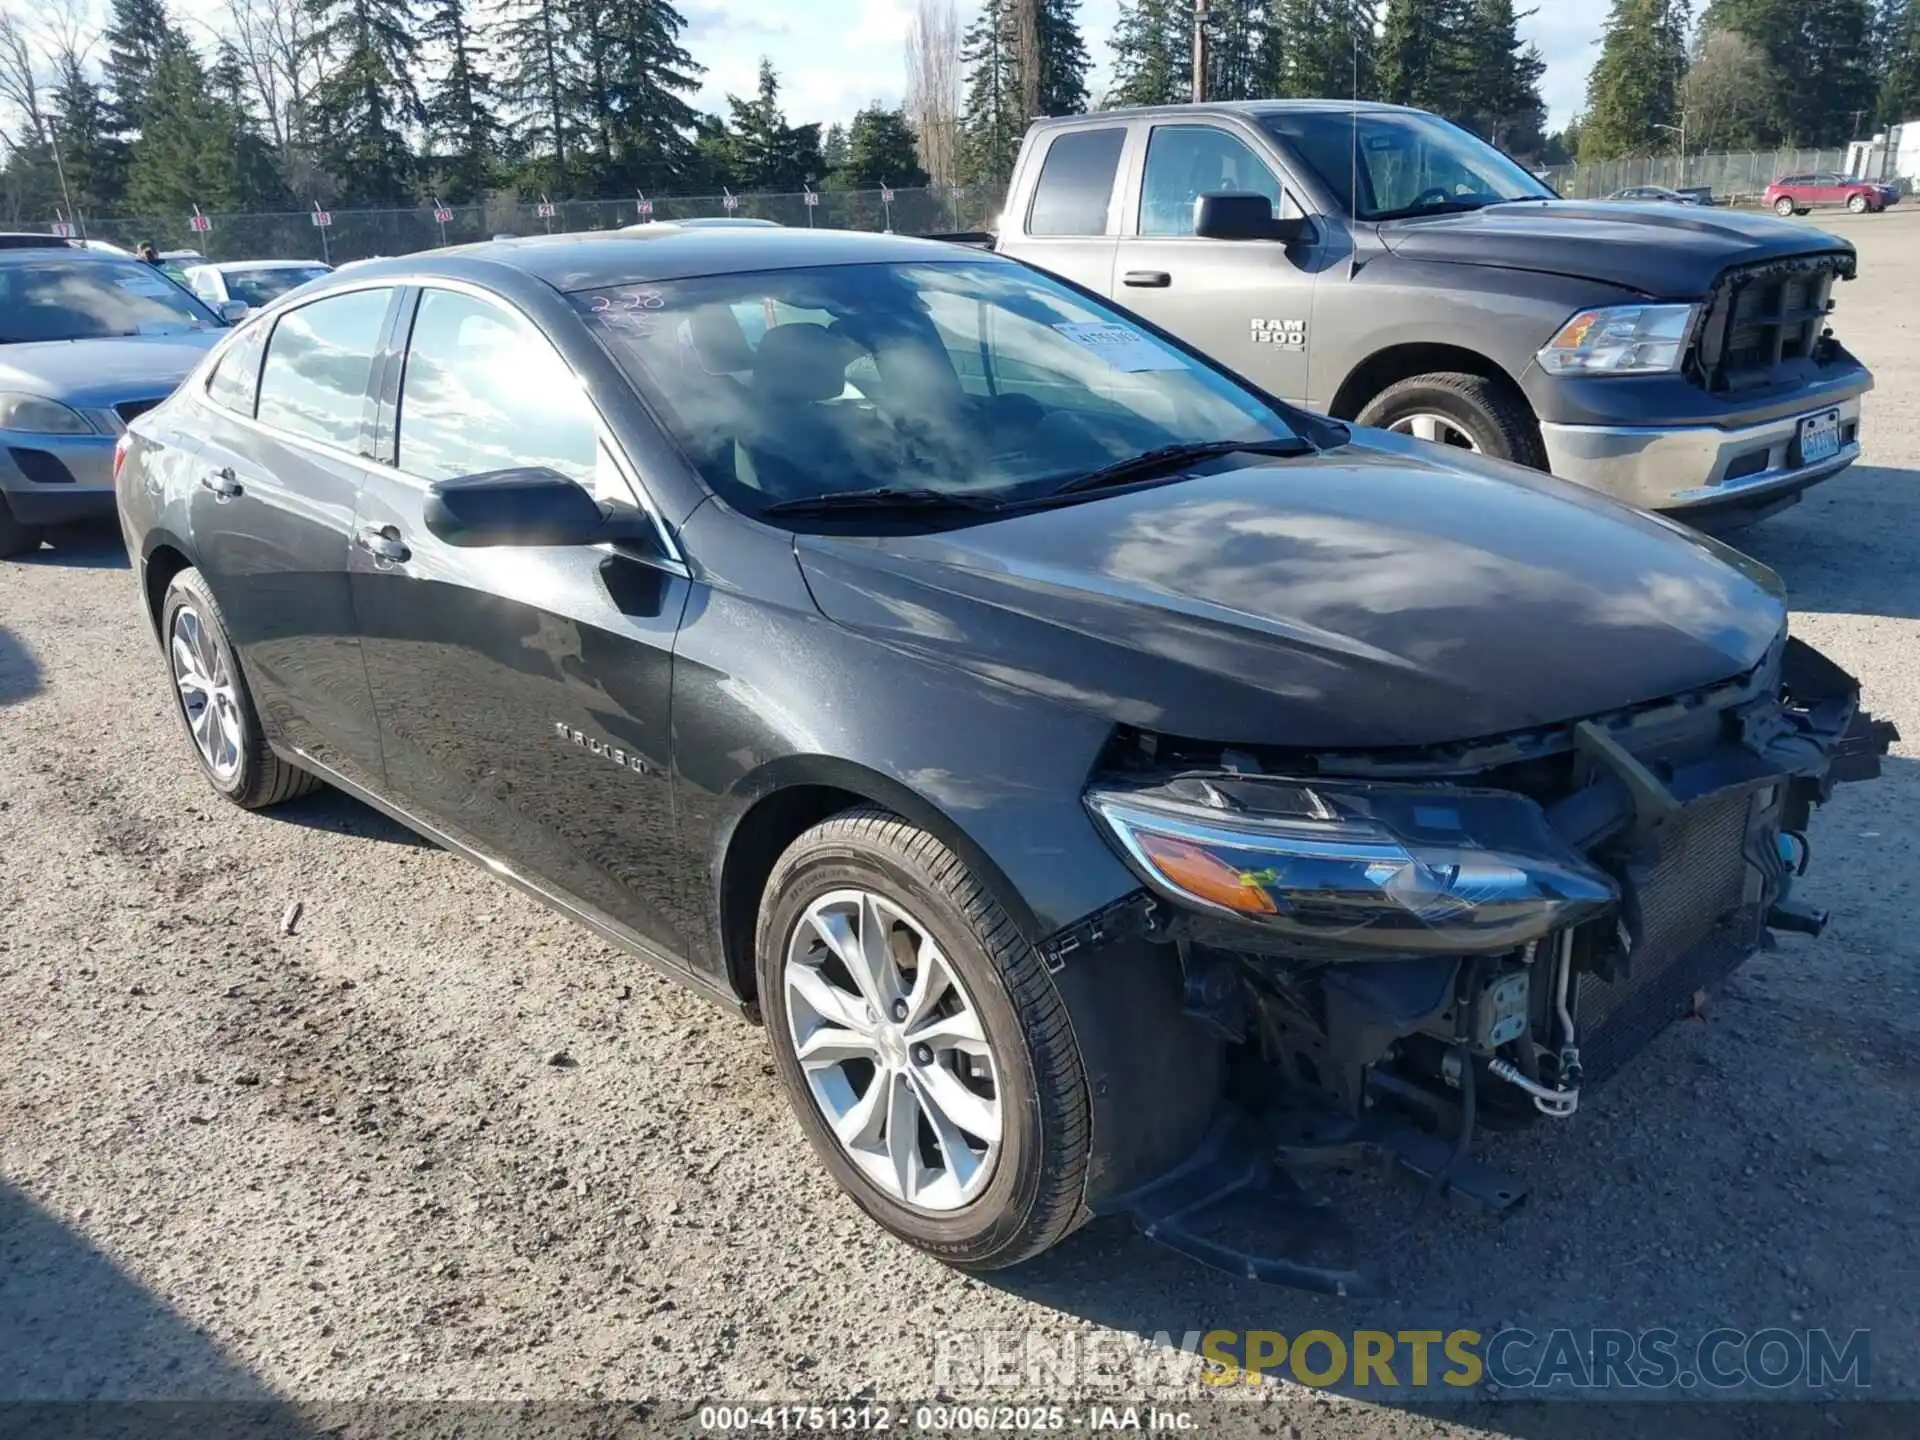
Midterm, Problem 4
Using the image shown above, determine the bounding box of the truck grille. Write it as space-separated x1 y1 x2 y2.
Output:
1691 256 1847 395
1575 791 1762 1083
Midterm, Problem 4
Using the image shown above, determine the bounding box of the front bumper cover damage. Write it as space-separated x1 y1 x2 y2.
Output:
1059 639 1896 1294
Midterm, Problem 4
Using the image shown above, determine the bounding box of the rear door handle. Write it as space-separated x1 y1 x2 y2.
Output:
199 467 243 499
1123 271 1172 288
355 525 410 563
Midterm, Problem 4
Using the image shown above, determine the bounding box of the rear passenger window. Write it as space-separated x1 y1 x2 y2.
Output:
204 322 268 416
1027 128 1126 237
255 288 391 451
396 288 598 487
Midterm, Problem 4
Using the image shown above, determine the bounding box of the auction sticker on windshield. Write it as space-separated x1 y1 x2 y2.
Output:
115 273 178 297
1053 321 1186 372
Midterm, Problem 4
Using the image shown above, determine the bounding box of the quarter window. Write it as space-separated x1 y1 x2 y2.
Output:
396 288 599 487
1140 126 1285 236
1027 128 1127 237
255 288 392 451
204 322 269 416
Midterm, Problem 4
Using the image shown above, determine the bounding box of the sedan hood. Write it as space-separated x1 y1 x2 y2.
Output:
0 332 221 407
1377 201 1855 298
796 438 1788 751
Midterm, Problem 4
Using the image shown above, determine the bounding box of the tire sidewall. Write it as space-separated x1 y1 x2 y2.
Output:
756 837 1050 1265
1774 198 1796 216
161 571 264 802
1362 382 1513 463
1847 194 1868 214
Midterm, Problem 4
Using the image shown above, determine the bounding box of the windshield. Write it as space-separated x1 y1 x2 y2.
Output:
225 266 330 308
573 259 1299 516
0 258 222 342
1263 110 1555 221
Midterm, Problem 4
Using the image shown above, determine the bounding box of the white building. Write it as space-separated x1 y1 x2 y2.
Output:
1846 122 1920 188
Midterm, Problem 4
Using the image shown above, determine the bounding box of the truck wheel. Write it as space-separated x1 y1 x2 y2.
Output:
161 568 320 809
1358 372 1549 471
756 807 1090 1271
1847 193 1869 214
1774 197 1796 217
0 496 42 558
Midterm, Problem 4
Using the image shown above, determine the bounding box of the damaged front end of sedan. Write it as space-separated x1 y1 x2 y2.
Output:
1062 635 1895 1295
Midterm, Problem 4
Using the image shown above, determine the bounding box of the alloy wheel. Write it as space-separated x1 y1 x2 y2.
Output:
783 889 1002 1212
1391 412 1482 453
169 604 243 782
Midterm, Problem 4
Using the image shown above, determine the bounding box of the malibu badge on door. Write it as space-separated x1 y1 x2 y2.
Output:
1797 409 1842 467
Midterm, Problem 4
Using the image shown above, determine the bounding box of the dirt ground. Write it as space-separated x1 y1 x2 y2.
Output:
3 210 1917 1438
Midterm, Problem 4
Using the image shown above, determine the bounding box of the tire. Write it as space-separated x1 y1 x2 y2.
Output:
1357 371 1549 471
1774 197 1796 217
0 495 42 559
755 807 1090 1270
1847 193 1869 214
160 567 320 809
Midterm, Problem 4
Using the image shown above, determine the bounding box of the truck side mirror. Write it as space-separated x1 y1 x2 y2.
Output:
1193 193 1311 244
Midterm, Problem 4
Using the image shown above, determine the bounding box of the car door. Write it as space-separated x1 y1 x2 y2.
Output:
1811 173 1846 208
1112 121 1319 403
1010 124 1129 296
188 285 395 788
348 283 695 959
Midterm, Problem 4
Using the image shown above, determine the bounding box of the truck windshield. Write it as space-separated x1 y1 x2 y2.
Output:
0 257 222 342
1263 110 1555 222
573 259 1302 518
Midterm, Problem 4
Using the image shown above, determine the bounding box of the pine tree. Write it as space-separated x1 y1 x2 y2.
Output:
593 0 701 189
420 0 498 202
1108 0 1190 106
103 0 183 139
959 0 1024 181
304 0 425 203
1037 0 1091 114
1704 0 1878 144
822 124 850 174
210 42 290 206
842 104 929 188
718 61 822 191
49 56 122 216
497 0 580 191
1259 0 1379 102
1882 0 1920 124
1377 0 1472 115
1207 0 1263 101
1580 0 1688 160
125 39 282 214
1455 0 1547 149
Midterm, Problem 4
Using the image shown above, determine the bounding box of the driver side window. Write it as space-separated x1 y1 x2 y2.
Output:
1140 125 1287 237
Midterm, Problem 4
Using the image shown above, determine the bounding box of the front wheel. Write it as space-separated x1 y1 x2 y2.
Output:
1774 196 1797 217
1847 193 1870 214
1357 371 1549 471
755 808 1091 1270
0 496 41 559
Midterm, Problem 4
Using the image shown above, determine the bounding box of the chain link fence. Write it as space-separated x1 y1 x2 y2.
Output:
1540 149 1853 204
44 185 1011 266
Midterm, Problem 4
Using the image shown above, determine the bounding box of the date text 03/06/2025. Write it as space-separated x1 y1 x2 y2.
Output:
698 1404 1197 1432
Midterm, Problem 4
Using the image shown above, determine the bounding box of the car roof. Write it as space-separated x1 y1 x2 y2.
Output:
1028 99 1419 127
0 244 141 267
326 227 990 294
0 232 79 250
195 259 331 273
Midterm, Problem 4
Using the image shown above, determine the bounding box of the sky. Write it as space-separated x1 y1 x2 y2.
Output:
678 0 1611 134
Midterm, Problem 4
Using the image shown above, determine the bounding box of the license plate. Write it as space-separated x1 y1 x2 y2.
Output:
1797 410 1842 466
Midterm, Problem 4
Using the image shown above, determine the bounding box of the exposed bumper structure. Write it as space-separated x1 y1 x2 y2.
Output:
1538 393 1866 514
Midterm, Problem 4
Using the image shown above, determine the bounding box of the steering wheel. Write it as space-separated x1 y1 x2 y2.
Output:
1410 186 1454 210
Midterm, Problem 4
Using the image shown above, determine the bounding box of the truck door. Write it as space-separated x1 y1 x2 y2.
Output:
1004 124 1129 296
1112 122 1318 404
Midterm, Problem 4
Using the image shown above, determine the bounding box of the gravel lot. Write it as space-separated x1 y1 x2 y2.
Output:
3 211 1917 1437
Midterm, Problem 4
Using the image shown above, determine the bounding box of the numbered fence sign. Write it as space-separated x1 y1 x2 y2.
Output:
881 188 896 204
51 221 74 238
636 199 654 217
722 194 739 212
536 201 556 218
803 191 819 208
433 206 453 223
311 209 333 228
188 213 212 233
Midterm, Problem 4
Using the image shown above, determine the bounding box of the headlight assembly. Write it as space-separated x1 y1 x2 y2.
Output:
1536 304 1698 376
1086 775 1616 955
0 392 94 435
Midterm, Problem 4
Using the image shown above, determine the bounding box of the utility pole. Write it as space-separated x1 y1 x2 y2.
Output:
1192 0 1210 103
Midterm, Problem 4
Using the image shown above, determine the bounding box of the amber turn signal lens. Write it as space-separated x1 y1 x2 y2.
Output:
1136 831 1279 916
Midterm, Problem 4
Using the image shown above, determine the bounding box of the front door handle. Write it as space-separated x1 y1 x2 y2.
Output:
1123 270 1172 288
199 467 243 499
355 525 410 563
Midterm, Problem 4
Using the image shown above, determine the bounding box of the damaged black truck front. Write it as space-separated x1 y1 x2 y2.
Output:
1076 636 1894 1294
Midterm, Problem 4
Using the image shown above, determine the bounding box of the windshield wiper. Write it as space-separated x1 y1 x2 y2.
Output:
1042 438 1314 499
760 486 1006 518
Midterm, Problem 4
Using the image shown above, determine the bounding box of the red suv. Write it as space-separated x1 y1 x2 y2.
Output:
1765 172 1892 216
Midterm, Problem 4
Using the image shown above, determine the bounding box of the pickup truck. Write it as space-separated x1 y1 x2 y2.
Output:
985 101 1873 520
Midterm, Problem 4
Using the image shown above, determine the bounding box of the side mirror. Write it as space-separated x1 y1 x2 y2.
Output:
1193 193 1311 244
218 299 251 323
423 467 611 548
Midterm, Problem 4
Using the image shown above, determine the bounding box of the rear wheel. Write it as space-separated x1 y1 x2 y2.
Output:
1358 371 1549 471
161 567 320 809
756 807 1090 1270
0 496 42 559
1774 196 1796 217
